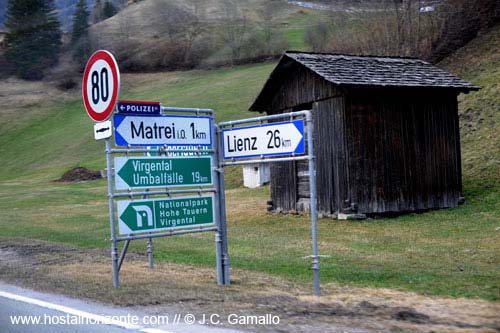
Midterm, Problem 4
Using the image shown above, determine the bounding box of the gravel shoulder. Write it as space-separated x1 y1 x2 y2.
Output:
0 238 498 333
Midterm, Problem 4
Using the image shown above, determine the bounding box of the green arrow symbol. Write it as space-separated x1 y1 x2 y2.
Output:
117 159 135 186
120 201 155 232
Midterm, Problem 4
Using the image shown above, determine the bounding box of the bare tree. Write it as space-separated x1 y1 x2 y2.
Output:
257 0 281 55
149 0 204 68
219 0 249 64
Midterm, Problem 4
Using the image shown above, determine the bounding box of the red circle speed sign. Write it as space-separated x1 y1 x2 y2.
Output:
82 50 120 122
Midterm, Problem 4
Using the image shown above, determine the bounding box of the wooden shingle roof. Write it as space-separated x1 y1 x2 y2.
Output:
249 51 479 111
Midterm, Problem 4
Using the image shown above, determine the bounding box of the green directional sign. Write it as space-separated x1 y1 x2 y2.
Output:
117 195 215 235
114 156 212 190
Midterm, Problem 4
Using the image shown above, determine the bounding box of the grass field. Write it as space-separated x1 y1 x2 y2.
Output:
0 176 498 301
0 26 499 302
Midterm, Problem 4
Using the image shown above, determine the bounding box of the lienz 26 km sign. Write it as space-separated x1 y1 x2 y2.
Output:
222 119 305 159
117 195 215 235
114 114 212 146
114 156 212 190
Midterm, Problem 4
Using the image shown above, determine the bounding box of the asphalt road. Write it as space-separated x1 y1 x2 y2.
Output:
0 282 243 333
0 297 134 333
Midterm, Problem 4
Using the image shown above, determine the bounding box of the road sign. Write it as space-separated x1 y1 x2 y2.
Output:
114 114 212 146
94 120 112 140
114 156 212 190
117 195 215 235
82 50 120 122
222 119 305 159
116 100 161 116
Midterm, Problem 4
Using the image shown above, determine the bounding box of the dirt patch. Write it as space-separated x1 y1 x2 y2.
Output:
0 238 499 333
56 167 102 182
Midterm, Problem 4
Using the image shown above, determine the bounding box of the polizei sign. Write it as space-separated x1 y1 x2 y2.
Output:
114 114 212 146
116 100 161 115
222 119 305 159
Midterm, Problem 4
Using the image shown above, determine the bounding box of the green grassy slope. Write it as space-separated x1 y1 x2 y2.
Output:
0 63 275 182
439 24 500 188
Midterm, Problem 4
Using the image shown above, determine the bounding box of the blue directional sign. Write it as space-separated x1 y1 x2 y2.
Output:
116 100 161 115
114 114 212 147
222 119 305 159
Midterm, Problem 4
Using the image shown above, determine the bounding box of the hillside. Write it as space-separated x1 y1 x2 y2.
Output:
0 24 498 186
88 0 316 69
0 62 275 183
0 0 123 31
439 24 500 188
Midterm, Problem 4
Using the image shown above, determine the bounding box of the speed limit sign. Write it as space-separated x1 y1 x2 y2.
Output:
82 50 120 122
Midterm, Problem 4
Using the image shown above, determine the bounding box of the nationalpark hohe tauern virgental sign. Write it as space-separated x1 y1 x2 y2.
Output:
117 195 215 235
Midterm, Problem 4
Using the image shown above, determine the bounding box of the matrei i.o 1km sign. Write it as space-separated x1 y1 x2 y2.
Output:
82 50 120 122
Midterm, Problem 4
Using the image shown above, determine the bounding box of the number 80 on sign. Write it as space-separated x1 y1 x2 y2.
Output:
82 50 121 122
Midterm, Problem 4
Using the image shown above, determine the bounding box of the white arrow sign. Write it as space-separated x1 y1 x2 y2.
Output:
94 120 112 140
222 119 305 159
114 114 212 146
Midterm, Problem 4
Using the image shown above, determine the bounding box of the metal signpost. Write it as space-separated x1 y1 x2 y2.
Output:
219 111 321 296
84 51 319 296
106 107 229 288
83 51 229 289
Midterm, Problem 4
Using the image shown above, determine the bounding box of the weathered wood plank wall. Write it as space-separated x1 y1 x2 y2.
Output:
267 68 462 215
268 62 339 113
343 88 462 213
269 67 341 213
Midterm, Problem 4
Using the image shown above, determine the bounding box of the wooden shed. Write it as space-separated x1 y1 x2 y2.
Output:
249 51 479 216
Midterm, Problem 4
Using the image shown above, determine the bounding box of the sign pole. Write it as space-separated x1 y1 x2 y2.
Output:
143 147 153 270
217 126 230 285
306 111 320 296
105 137 120 288
212 124 224 285
219 110 317 295
147 234 153 269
